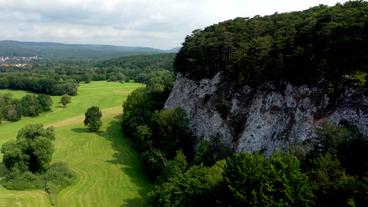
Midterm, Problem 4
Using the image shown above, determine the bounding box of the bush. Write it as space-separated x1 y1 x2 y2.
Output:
194 134 232 166
44 162 76 193
1 162 75 192
60 94 71 107
1 171 43 190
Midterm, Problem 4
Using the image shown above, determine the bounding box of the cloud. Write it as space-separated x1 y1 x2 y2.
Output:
0 0 349 49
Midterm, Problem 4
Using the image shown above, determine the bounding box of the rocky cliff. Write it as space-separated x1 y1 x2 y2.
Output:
165 72 368 154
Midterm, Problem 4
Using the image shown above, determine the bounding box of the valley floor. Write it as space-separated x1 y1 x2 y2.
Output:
0 81 150 207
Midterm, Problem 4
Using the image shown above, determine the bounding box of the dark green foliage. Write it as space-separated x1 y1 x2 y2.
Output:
37 94 53 112
1 171 44 190
193 134 232 166
159 151 188 183
1 162 75 192
0 78 9 88
0 125 75 192
153 161 225 207
141 148 168 180
123 106 194 180
121 71 195 181
121 87 166 143
222 153 314 207
98 53 175 82
175 1 368 90
1 124 55 173
0 53 175 94
0 93 52 122
313 122 368 177
60 94 71 107
306 153 352 207
145 70 175 91
55 81 78 96
0 73 78 96
20 95 43 117
0 94 22 122
151 108 194 159
304 123 368 206
44 162 76 193
84 106 102 132
130 107 194 180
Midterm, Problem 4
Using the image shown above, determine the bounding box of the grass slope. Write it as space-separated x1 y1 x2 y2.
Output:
0 81 150 207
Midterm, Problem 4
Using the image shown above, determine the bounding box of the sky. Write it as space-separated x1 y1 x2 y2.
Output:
0 0 350 49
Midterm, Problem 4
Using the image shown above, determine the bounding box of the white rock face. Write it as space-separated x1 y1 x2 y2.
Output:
165 73 368 154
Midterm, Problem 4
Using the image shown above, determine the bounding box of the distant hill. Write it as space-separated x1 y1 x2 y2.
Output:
97 53 175 71
0 40 176 61
166 47 181 53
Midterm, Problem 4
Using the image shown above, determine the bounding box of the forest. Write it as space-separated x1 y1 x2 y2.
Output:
175 1 368 91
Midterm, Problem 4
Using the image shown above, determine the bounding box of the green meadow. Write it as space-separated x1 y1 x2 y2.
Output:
0 81 151 207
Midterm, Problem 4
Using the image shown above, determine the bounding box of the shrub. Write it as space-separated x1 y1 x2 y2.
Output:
60 94 71 107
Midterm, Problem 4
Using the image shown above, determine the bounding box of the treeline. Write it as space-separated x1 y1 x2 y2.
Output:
0 74 78 96
175 1 368 90
0 93 52 122
56 53 175 83
98 53 175 71
0 53 175 85
121 72 182 179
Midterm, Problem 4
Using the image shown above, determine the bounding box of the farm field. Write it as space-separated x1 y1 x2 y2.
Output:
0 81 150 207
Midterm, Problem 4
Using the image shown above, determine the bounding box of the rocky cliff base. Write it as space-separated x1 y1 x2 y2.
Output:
165 73 368 154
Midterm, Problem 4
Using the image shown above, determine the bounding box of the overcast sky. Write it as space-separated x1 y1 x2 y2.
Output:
0 0 349 49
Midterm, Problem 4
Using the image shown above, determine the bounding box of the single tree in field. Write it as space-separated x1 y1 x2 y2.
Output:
84 106 102 132
60 94 71 107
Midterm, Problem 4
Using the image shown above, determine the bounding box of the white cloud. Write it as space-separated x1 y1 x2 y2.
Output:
0 0 349 49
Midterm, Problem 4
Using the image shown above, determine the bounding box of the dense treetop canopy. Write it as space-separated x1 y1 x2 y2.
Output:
175 1 368 88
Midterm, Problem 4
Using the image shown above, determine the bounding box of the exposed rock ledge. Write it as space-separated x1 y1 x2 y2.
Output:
165 73 368 155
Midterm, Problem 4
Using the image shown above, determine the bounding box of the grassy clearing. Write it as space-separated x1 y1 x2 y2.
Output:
0 81 150 207
0 81 143 144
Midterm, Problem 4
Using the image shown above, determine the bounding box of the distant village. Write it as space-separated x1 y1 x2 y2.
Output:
0 56 41 68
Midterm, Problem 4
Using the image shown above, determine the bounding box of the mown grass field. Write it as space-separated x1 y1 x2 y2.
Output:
0 81 151 207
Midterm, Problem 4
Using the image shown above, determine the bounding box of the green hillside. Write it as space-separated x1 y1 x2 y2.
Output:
0 40 166 61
